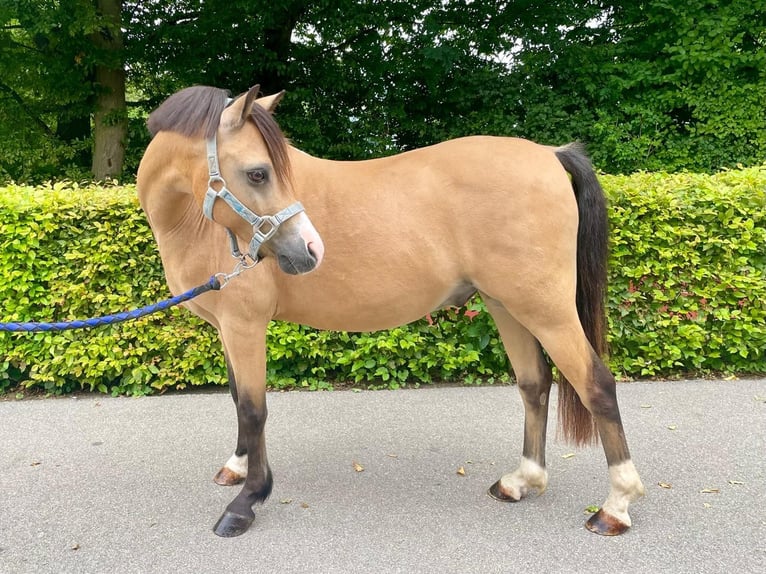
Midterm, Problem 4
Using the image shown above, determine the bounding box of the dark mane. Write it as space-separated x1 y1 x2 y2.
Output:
147 85 291 185
147 86 229 139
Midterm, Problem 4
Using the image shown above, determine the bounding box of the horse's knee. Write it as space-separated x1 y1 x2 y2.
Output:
517 372 552 403
515 352 552 401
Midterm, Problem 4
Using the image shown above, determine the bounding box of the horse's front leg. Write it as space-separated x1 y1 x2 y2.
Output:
213 351 248 486
213 325 273 538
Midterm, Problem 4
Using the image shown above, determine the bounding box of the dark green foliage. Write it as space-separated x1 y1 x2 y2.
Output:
1 168 764 395
506 0 766 173
2 1 765 180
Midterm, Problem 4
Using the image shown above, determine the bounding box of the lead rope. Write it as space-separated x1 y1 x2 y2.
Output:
0 259 254 333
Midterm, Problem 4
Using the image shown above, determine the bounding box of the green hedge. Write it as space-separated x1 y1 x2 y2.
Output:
1 169 764 395
606 169 766 375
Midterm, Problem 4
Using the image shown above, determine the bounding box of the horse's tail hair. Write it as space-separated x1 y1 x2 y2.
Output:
553 143 608 446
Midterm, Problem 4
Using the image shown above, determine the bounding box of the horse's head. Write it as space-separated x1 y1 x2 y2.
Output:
145 84 323 275
203 86 324 274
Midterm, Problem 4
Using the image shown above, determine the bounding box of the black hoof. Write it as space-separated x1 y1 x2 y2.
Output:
487 480 520 502
585 508 630 536
213 510 254 537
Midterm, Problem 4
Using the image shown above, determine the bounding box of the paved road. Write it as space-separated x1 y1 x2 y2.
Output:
1 379 764 574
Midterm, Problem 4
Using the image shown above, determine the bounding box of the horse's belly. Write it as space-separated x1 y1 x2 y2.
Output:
273 274 466 332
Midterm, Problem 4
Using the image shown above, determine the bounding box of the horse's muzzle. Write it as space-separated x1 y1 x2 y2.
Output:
275 213 324 275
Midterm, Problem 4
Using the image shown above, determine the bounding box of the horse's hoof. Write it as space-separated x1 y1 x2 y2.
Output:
213 510 254 537
213 467 245 486
585 508 630 536
487 480 521 502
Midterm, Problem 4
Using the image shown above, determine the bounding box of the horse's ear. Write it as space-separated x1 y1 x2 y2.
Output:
220 84 261 129
255 90 285 113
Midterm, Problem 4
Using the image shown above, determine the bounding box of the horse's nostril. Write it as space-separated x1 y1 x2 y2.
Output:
306 241 323 266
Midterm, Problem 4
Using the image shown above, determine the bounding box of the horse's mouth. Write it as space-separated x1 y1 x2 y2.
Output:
277 248 320 275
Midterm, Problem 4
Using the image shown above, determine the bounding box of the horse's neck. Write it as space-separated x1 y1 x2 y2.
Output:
288 147 350 198
141 179 226 296
141 181 195 235
139 154 201 238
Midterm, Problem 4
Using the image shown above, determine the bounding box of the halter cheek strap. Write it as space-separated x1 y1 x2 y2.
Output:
203 135 304 262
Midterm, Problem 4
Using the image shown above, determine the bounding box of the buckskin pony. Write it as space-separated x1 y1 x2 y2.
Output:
136 84 645 538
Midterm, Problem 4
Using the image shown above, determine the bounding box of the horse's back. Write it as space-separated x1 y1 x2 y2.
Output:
305 135 576 226
372 135 578 226
391 135 580 261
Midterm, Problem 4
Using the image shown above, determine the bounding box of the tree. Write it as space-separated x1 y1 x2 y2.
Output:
122 0 528 158
2 1 765 181
507 0 766 172
91 0 126 179
0 0 127 181
0 0 93 180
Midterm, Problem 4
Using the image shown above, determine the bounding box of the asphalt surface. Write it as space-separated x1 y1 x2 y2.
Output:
1 379 764 574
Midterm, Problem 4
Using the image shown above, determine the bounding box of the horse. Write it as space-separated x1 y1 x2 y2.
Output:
136 84 645 538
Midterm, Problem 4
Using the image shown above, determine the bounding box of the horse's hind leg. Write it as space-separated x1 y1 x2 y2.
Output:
213 350 247 486
532 317 645 535
483 295 552 502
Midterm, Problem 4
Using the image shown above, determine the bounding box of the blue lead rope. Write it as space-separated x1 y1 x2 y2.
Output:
0 276 221 332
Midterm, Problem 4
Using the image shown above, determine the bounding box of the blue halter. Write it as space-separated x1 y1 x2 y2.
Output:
202 134 304 263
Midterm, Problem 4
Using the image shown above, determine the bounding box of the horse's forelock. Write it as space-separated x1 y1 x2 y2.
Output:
250 103 292 187
147 86 230 139
147 85 292 186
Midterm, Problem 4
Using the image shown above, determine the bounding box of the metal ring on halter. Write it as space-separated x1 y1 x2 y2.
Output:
214 255 261 289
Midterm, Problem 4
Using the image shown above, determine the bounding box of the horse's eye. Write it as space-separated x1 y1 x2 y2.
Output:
246 168 268 185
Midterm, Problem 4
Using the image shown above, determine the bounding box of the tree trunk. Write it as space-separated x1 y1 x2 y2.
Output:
91 0 126 180
57 102 92 171
257 2 307 94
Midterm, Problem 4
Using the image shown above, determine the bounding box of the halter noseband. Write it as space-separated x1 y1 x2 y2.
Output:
203 134 304 263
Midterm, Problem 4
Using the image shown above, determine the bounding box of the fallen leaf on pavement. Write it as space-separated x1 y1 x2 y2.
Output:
353 461 364 472
658 482 672 489
700 488 720 494
456 466 466 476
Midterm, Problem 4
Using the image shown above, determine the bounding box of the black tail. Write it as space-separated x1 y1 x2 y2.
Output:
553 143 609 445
